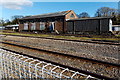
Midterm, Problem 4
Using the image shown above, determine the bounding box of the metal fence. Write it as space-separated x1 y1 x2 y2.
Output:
0 49 99 79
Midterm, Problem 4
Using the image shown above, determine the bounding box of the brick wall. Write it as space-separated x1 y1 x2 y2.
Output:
55 21 63 32
19 24 24 31
36 22 40 30
65 10 78 20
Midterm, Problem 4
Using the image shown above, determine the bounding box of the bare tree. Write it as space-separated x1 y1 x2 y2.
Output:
11 15 24 24
95 7 118 17
11 15 23 20
5 19 10 23
0 18 4 26
78 12 90 18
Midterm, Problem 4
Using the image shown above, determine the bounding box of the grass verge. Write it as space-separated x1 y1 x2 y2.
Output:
0 31 120 42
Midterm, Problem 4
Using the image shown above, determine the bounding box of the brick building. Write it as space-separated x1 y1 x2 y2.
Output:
19 10 78 33
19 10 112 34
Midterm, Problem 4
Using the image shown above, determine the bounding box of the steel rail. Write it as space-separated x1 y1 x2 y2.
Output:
0 47 117 80
2 34 120 46
0 41 120 67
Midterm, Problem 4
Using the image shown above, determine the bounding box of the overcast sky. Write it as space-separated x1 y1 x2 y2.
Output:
0 0 119 20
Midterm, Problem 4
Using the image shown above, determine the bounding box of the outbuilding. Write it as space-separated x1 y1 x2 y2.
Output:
66 17 112 34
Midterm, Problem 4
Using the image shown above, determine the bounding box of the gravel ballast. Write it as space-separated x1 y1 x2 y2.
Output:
1 35 119 64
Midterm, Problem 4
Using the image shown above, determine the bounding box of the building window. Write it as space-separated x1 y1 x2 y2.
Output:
31 23 36 30
24 23 28 30
40 22 45 30
70 14 75 18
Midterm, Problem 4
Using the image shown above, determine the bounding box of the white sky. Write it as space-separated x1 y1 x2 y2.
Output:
0 0 33 9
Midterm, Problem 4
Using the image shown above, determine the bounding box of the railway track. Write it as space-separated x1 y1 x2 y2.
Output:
1 41 119 67
0 47 116 80
2 34 120 45
0 48 99 79
0 41 120 79
1 35 119 61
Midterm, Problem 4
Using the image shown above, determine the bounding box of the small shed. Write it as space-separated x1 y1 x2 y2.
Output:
66 17 112 34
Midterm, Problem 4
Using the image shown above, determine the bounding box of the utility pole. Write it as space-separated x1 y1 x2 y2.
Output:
1 18 4 26
118 1 120 15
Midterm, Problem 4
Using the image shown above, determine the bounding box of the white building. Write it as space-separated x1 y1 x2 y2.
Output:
5 24 19 30
0 26 5 30
112 25 120 31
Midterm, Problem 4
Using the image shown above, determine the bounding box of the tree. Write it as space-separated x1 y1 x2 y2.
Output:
11 15 23 20
78 12 90 18
5 19 10 23
2 15 24 26
94 7 119 25
113 14 120 25
0 18 4 26
3 19 12 26
11 18 19 24
94 7 118 17
11 15 24 24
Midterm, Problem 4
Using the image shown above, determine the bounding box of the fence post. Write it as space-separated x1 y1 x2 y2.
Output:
0 51 3 79
29 60 35 79
19 57 25 79
42 63 51 78
3 53 8 78
60 68 68 78
35 62 43 79
51 66 59 78
71 72 79 79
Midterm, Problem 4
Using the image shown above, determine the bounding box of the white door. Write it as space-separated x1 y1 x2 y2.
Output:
109 19 112 31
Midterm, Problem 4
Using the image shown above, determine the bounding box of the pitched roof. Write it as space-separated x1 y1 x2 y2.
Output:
21 10 72 20
66 17 112 21
112 25 120 27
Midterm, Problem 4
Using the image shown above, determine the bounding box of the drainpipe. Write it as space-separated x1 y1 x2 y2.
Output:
99 19 101 35
63 18 65 34
73 21 75 34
